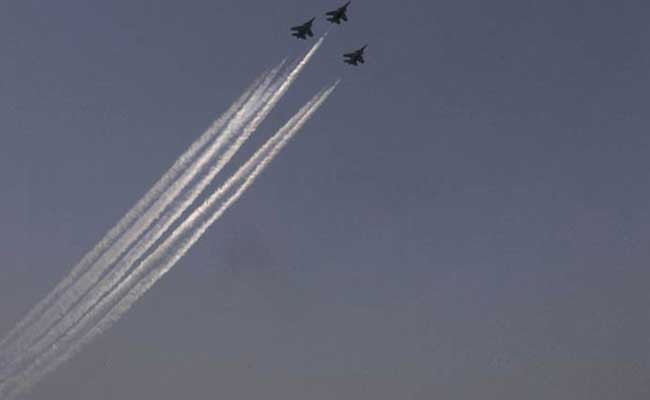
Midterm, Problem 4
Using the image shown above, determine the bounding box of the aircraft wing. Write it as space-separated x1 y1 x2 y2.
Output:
358 55 364 64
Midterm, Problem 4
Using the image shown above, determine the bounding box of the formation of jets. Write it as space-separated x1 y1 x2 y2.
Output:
290 2 367 66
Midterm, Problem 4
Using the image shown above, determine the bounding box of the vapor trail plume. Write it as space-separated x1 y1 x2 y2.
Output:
0 65 282 371
0 65 281 378
0 81 337 400
0 37 323 379
0 37 325 388
0 73 261 349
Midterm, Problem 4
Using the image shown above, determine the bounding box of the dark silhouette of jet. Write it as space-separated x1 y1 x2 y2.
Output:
326 2 351 24
291 18 316 39
343 45 367 65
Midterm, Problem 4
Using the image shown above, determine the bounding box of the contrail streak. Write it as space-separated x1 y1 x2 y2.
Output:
0 37 323 380
0 38 325 392
1 81 337 399
0 65 281 377
0 71 264 353
0 65 282 373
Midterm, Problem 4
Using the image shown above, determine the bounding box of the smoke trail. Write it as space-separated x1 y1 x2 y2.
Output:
0 71 266 355
0 66 281 379
0 38 325 388
0 38 323 381
1 81 337 400
0 68 278 358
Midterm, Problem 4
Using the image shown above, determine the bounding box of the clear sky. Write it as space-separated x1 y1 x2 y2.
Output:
1 1 649 399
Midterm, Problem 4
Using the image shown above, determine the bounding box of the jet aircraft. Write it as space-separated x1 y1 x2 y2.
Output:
326 2 351 24
291 18 316 39
343 45 367 65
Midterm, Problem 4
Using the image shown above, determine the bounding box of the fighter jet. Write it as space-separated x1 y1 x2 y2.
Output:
326 1 351 24
291 18 316 39
343 45 367 65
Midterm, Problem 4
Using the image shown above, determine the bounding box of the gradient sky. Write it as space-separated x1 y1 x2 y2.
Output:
1 1 649 399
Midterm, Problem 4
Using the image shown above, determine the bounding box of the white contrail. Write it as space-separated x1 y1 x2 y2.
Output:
0 65 281 377
0 81 337 399
0 70 266 355
0 38 323 380
0 65 282 373
0 38 326 389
